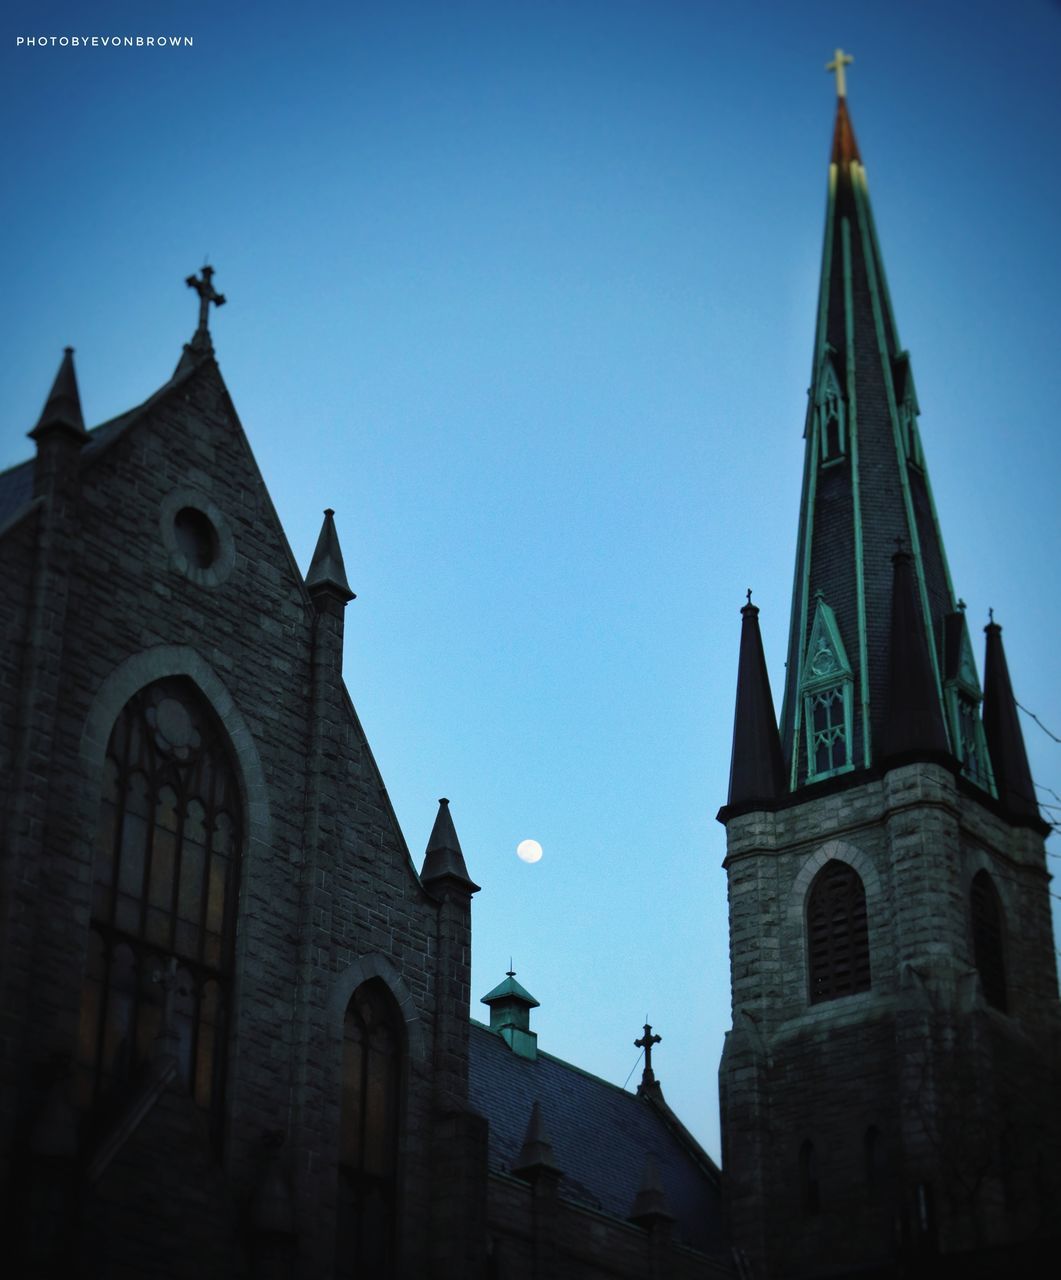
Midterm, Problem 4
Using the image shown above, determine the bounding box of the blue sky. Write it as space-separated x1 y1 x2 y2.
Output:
4 0 1060 1159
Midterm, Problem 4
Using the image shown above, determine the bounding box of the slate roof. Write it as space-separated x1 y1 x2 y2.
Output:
0 368 186 537
468 1021 727 1256
0 458 34 530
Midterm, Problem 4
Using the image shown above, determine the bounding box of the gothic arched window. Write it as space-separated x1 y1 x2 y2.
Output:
800 596 855 783
74 679 241 1150
807 860 871 1003
971 871 1007 1012
817 359 847 465
336 980 403 1278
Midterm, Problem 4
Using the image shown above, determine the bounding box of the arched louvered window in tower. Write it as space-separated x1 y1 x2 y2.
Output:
971 871 1007 1012
806 860 871 1003
336 980 403 1279
74 679 242 1151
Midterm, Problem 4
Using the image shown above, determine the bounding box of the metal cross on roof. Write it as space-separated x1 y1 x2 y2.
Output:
826 48 854 99
635 1022 662 1075
186 265 226 334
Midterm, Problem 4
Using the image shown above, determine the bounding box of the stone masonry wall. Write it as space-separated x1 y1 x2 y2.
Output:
721 761 1060 1276
0 355 479 1278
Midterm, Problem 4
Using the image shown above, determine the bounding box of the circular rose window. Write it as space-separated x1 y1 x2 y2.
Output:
160 489 235 587
174 507 219 569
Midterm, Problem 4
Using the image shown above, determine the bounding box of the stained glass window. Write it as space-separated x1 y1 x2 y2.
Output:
75 679 240 1150
336 981 402 1278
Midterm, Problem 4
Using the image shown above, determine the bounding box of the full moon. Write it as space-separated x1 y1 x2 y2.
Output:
516 839 543 864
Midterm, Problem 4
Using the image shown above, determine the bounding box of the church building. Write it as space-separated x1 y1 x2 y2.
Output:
1 56 1057 1280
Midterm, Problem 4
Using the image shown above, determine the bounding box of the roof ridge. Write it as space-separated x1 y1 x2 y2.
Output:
81 358 207 471
470 1019 664 1102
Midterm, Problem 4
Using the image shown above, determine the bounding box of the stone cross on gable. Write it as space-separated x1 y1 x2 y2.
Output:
635 1022 662 1077
186 265 226 334
826 48 854 99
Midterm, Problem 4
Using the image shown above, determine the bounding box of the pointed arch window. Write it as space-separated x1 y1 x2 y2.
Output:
807 860 871 1003
971 872 1007 1012
816 358 847 465
898 398 923 468
336 980 403 1278
801 597 855 782
74 679 241 1150
892 352 923 468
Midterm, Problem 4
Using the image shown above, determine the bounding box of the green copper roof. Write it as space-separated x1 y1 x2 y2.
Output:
480 972 540 1009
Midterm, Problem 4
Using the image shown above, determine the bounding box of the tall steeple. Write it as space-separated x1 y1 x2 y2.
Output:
777 61 990 793
719 59 1061 1277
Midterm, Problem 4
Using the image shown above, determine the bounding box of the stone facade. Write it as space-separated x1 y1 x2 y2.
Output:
720 761 1061 1276
0 351 487 1277
0 341 727 1279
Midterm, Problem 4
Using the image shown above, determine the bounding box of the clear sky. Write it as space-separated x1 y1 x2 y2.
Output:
4 0 1060 1160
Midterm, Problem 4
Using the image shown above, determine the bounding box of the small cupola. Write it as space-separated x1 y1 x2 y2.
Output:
481 968 539 1060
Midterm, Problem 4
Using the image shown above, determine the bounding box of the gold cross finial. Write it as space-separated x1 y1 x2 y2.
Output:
826 48 854 99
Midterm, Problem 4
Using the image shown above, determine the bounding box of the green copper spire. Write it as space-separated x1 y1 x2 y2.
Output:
778 68 986 793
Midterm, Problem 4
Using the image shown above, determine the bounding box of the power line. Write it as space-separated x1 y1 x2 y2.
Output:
1017 701 1061 744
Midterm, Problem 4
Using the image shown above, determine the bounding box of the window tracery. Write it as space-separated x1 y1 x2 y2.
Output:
75 679 241 1149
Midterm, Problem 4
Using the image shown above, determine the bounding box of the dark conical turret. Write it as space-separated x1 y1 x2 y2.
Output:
512 1101 559 1179
628 1154 675 1227
726 598 785 810
879 550 950 761
305 508 355 602
982 620 1042 827
420 798 479 894
29 347 88 442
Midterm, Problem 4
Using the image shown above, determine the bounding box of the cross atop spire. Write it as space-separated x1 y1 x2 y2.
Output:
185 265 226 337
826 48 854 98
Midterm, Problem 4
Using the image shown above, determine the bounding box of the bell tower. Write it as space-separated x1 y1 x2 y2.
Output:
718 56 1060 1277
